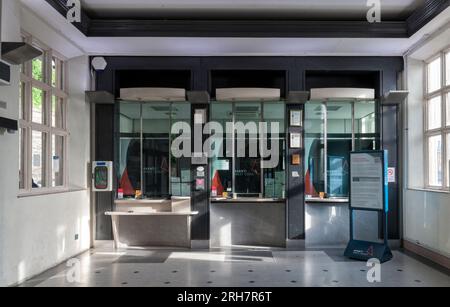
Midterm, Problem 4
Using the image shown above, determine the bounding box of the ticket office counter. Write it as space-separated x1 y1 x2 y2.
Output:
303 96 381 247
208 99 288 247
111 99 197 248
115 97 289 248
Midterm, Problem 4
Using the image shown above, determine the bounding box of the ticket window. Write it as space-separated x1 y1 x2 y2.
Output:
118 101 192 199
210 101 286 199
304 99 379 199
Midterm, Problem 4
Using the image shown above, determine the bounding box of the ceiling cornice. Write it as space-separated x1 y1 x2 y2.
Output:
44 0 450 38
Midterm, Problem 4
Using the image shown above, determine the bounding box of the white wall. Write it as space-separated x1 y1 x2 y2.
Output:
0 0 90 286
404 26 450 259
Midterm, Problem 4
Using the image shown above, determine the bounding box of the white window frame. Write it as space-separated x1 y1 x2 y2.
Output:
19 32 69 196
424 48 450 191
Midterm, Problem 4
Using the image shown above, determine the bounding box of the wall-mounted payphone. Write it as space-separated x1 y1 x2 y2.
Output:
92 161 113 192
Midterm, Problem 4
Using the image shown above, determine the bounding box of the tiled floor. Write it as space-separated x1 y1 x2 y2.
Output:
19 242 450 287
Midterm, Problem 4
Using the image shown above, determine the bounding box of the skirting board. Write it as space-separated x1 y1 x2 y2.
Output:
286 239 305 250
403 239 450 270
191 240 210 249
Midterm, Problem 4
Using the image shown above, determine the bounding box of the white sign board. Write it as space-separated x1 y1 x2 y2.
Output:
387 167 396 183
350 153 384 210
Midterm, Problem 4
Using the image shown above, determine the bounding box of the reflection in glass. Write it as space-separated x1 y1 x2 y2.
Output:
305 100 379 199
119 103 141 197
210 101 286 198
142 104 170 198
263 102 286 199
305 101 325 198
171 103 192 196
210 103 233 197
355 100 378 151
119 102 192 198
326 102 352 197
234 103 262 196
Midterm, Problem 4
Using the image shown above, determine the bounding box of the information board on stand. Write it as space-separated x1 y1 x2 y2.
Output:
344 151 392 263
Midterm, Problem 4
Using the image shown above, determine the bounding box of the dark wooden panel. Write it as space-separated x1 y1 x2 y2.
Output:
86 19 408 38
95 104 114 240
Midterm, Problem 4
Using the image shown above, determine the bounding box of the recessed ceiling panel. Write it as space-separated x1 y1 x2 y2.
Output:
80 0 423 20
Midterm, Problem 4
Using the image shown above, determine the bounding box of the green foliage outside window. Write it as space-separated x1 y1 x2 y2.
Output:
32 57 43 82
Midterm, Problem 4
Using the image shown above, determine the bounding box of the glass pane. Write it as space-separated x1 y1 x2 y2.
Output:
210 102 233 197
355 100 378 151
142 103 170 198
119 103 141 198
428 96 441 130
447 92 450 127
427 57 441 93
428 135 443 187
19 82 25 119
305 101 325 198
32 54 44 82
52 58 57 88
52 96 64 128
263 102 286 199
447 134 450 187
446 52 450 86
171 102 191 197
263 140 285 199
234 103 261 196
326 101 352 198
52 135 64 187
19 128 26 189
32 87 45 124
52 57 64 89
32 131 47 188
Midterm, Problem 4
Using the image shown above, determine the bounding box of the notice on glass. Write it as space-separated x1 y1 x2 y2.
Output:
350 153 384 210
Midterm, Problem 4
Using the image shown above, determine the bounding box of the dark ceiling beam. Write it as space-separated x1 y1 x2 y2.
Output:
407 0 450 36
44 0 90 35
44 0 449 38
86 20 408 38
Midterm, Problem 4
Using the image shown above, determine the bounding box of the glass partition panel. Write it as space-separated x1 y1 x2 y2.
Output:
142 103 170 198
234 103 262 196
263 102 286 199
305 99 379 199
119 103 141 197
305 101 325 198
210 102 233 197
210 101 286 199
171 102 192 196
326 102 352 198
355 100 378 151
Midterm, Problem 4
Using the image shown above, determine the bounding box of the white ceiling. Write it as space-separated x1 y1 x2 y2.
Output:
19 0 450 59
80 0 422 20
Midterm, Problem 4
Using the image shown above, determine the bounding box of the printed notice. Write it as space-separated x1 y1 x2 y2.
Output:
350 153 384 210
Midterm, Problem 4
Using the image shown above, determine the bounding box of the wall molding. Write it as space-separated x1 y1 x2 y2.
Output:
403 239 450 270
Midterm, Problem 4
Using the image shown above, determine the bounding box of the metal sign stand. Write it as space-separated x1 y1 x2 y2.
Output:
344 150 393 263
